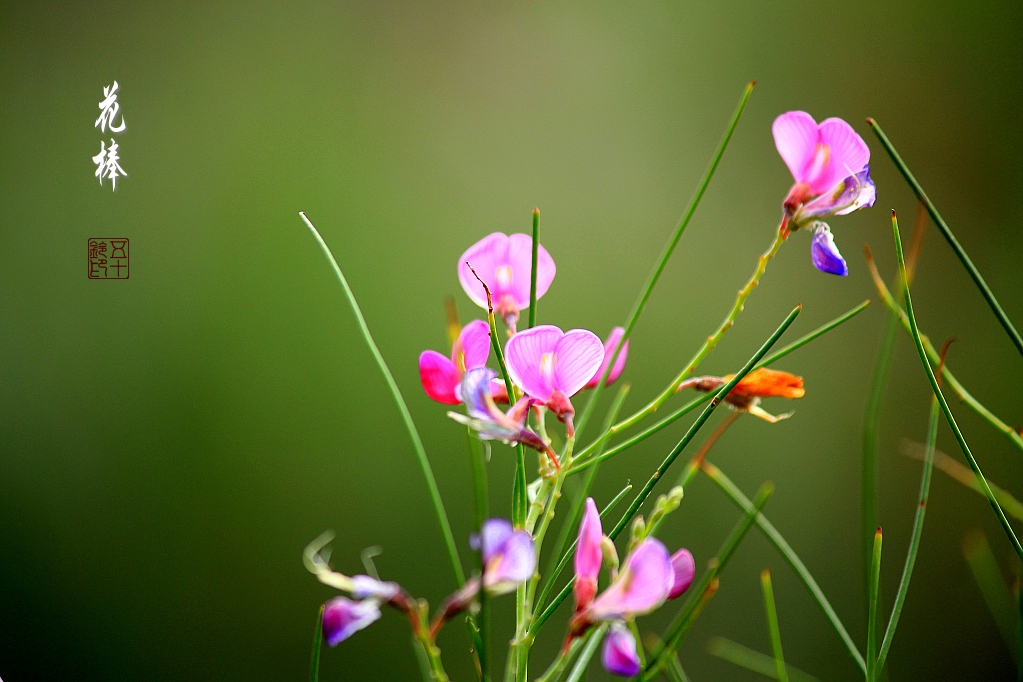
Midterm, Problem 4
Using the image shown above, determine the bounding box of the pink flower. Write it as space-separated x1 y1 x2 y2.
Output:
458 233 556 328
505 325 603 435
585 538 674 622
773 111 869 199
573 498 603 611
602 623 641 677
322 596 382 647
585 327 629 390
473 518 537 595
667 548 695 600
419 320 491 404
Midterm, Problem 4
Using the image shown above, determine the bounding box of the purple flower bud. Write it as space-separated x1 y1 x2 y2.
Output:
322 597 382 647
350 575 400 602
602 622 641 677
810 223 848 276
667 549 695 600
476 519 536 595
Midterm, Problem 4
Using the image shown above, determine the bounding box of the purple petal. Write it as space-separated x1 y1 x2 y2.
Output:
575 498 603 584
455 319 492 371
667 549 695 600
419 350 461 405
505 325 564 402
814 118 870 195
798 167 876 221
552 329 605 398
504 233 556 309
588 538 673 620
834 167 876 215
484 529 536 594
602 622 641 677
810 223 849 276
477 518 514 563
460 367 500 419
772 111 820 185
350 575 401 601
458 233 510 310
322 597 382 647
586 327 629 389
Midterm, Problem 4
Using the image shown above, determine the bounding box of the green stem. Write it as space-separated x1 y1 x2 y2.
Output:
707 637 821 682
642 483 775 680
528 208 540 329
309 605 324 682
534 636 584 682
867 528 883 682
568 300 870 474
530 305 800 637
876 396 938 672
761 569 788 682
564 626 606 682
702 461 866 675
892 213 1023 560
467 430 491 681
573 81 755 442
867 256 1023 454
868 119 1023 359
299 212 463 585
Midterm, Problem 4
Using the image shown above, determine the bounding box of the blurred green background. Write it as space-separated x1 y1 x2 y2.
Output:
2 0 1021 679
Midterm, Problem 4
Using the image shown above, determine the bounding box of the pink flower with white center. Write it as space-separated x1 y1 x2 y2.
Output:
458 233 556 329
504 325 603 436
573 498 603 612
585 327 629 390
419 319 491 404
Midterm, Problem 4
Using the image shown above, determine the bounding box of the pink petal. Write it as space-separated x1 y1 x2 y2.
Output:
458 233 510 310
455 319 492 371
586 327 629 389
588 538 673 620
419 350 461 404
574 498 603 584
667 548 695 600
505 325 564 402
553 329 605 397
812 118 870 195
772 111 819 185
504 233 556 309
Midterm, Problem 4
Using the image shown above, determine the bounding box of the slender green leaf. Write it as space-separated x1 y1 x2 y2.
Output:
867 528 882 681
528 208 540 329
963 529 1018 655
761 569 788 682
707 637 821 682
309 605 324 682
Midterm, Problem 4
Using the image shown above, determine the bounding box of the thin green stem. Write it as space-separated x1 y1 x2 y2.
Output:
309 605 324 682
702 461 866 675
530 305 800 636
642 483 775 680
299 212 463 585
868 119 1023 358
537 385 630 610
707 637 821 682
866 254 1023 454
535 636 585 682
867 528 883 681
573 81 755 442
564 626 606 682
568 300 870 475
528 208 540 329
761 569 789 682
905 446 1023 521
467 430 491 681
876 397 938 672
892 213 1023 560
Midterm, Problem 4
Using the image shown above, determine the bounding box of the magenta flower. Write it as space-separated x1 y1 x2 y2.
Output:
602 623 642 677
419 319 491 405
473 518 536 595
573 498 603 611
773 111 875 276
667 548 695 600
505 325 604 435
322 596 382 647
458 233 556 328
585 538 674 621
773 111 870 200
584 327 629 390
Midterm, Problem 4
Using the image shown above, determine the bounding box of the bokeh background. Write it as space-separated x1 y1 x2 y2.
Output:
2 0 1021 679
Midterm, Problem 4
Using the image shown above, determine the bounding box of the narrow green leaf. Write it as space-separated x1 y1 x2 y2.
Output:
299 213 463 585
707 636 821 682
868 119 1023 358
761 569 789 682
309 605 324 682
528 208 540 329
867 528 883 681
892 213 1023 560
963 529 1018 655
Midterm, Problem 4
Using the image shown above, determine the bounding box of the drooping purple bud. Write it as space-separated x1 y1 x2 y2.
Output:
667 549 695 600
476 518 536 595
322 596 382 647
573 498 603 610
810 223 848 276
602 622 642 677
